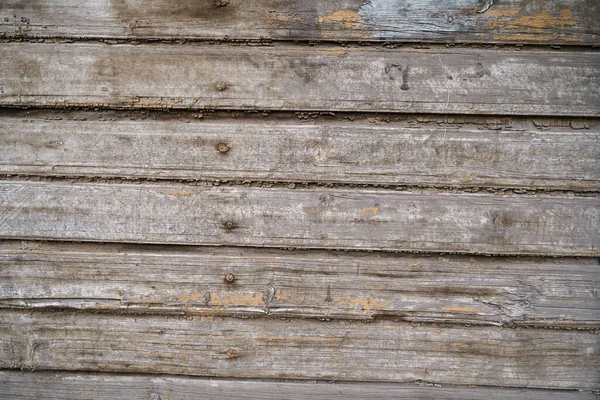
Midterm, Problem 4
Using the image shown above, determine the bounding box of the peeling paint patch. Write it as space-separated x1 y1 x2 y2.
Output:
361 207 379 217
442 305 483 313
483 7 522 17
157 189 195 196
210 292 264 307
176 291 204 304
507 9 577 30
492 34 554 42
331 296 390 311
320 10 363 29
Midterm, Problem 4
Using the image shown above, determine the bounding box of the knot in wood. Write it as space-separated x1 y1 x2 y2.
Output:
225 349 239 359
223 220 235 230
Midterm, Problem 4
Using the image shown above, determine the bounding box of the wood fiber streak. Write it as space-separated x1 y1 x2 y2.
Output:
0 310 598 389
0 0 598 44
1 241 598 326
1 111 598 190
0 181 598 256
0 371 597 400
1 43 599 116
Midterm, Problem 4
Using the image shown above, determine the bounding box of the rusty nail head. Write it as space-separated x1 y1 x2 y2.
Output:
217 143 229 153
225 272 236 283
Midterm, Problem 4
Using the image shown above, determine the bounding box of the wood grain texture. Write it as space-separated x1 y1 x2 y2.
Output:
1 181 599 256
1 310 599 389
1 0 598 45
1 110 599 191
1 43 599 116
1 371 597 400
1 241 599 327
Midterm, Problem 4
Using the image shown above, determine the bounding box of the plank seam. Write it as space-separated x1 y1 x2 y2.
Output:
2 305 597 331
1 175 597 196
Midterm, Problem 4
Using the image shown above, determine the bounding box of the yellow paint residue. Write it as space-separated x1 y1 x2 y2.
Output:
492 34 554 42
442 305 483 313
320 10 362 29
331 296 390 311
349 32 370 39
483 7 522 17
157 189 194 196
361 207 379 217
318 48 348 56
275 291 291 301
210 292 264 307
587 245 599 251
506 9 577 30
450 343 471 349
176 291 204 304
415 327 444 333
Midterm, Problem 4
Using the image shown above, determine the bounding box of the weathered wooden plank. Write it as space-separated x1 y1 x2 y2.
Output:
1 371 597 400
1 181 598 256
1 110 599 191
1 0 598 45
1 241 598 327
1 43 599 116
1 310 598 388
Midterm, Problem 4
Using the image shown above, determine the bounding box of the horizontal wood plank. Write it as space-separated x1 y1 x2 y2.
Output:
1 43 599 116
1 310 598 388
1 241 599 327
1 371 597 400
1 181 599 256
1 111 599 191
1 0 598 45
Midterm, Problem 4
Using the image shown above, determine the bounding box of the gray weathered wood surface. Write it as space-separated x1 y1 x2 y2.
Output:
1 181 598 256
1 371 597 400
1 0 598 45
1 310 598 389
2 241 598 327
1 43 599 116
1 110 599 191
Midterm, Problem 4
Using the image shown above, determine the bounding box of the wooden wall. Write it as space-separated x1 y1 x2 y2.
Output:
0 0 599 398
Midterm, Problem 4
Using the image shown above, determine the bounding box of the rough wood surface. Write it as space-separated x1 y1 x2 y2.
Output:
1 241 598 327
1 43 599 116
1 310 599 389
1 181 598 256
1 110 599 191
1 371 597 400
1 0 598 45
